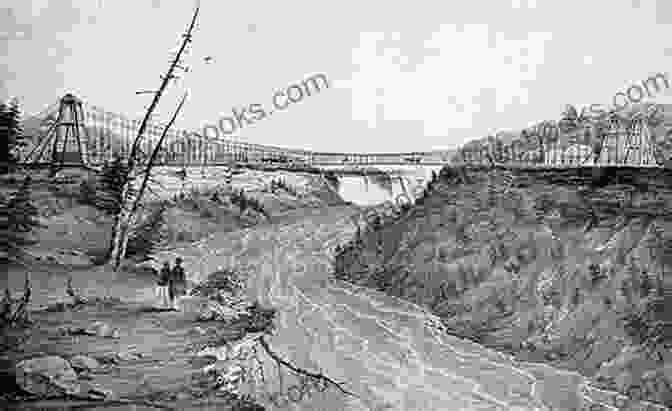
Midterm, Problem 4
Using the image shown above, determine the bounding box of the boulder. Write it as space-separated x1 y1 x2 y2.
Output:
197 333 262 361
84 321 119 338
15 356 80 398
198 301 247 322
641 365 672 405
96 350 143 365
68 355 100 373
115 350 144 362
191 326 207 336
73 381 114 400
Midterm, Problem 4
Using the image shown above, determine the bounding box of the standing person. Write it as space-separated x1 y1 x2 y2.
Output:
170 257 186 309
156 262 172 309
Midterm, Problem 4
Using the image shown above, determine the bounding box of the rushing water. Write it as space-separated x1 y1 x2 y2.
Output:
6 164 644 410
333 166 442 207
151 205 611 411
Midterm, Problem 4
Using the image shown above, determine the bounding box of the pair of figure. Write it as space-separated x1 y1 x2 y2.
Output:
156 258 186 310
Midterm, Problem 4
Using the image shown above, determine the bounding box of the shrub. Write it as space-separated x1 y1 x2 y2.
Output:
200 207 215 219
623 296 672 361
190 269 246 298
0 99 26 173
231 189 266 216
242 301 277 334
78 179 98 206
126 204 167 261
0 176 42 261
95 156 132 215
270 178 297 196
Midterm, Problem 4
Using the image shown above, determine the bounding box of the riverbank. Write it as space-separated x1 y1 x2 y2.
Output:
334 166 672 410
117 200 637 411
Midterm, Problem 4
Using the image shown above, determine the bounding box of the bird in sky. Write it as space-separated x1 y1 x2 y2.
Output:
204 56 214 64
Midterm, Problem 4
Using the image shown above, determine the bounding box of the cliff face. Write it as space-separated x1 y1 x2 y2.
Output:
334 166 672 408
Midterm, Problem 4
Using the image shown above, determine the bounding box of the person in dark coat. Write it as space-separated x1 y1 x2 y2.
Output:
170 257 186 307
156 261 172 309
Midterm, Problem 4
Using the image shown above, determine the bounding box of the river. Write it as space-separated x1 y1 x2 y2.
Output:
153 203 598 411
6 165 622 410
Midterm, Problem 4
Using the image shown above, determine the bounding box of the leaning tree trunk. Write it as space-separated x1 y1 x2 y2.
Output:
106 8 197 271
110 180 136 270
109 93 188 271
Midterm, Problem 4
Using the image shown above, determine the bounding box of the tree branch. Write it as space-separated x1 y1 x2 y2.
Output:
130 93 187 216
257 336 358 398
128 6 199 167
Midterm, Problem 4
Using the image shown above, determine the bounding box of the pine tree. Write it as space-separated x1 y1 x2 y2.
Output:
0 103 8 170
96 155 132 215
126 204 167 261
0 176 42 261
0 99 25 173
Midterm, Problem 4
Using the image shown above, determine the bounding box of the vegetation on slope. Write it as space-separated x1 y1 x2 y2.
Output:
334 166 672 408
0 98 26 174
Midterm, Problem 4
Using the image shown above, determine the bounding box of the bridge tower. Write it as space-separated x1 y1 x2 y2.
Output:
23 93 91 174
622 118 657 166
597 116 658 166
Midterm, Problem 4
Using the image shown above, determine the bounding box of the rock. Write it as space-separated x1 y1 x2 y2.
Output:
15 356 80 398
189 355 216 369
69 355 100 373
197 308 215 321
198 301 245 322
48 302 67 313
641 365 672 404
116 350 143 362
96 350 142 364
84 321 119 338
192 326 207 336
73 381 114 400
177 296 209 318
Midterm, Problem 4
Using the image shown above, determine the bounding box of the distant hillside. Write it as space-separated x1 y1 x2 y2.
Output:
455 102 672 164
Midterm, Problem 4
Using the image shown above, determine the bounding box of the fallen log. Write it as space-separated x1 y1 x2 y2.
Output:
258 336 358 398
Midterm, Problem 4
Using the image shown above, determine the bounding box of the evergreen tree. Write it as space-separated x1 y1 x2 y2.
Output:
0 99 25 173
0 103 8 169
0 176 42 261
96 155 132 215
126 203 167 261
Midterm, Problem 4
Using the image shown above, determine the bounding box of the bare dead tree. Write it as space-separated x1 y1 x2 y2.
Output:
108 6 198 270
110 93 188 269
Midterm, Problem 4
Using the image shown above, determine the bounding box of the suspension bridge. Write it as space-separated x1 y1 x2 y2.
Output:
17 94 449 172
16 93 667 174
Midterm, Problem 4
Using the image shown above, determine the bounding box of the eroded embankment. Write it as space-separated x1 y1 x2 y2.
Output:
150 203 620 411
334 166 672 410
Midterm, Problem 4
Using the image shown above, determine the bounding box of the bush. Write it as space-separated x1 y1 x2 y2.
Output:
200 207 215 218
623 296 672 360
270 178 298 196
190 269 246 298
126 204 167 261
0 176 42 261
85 248 110 266
231 189 266 216
241 302 277 334
175 231 192 242
78 179 98 206
95 156 132 215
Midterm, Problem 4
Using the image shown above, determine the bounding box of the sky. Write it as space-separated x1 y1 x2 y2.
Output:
2 0 672 153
